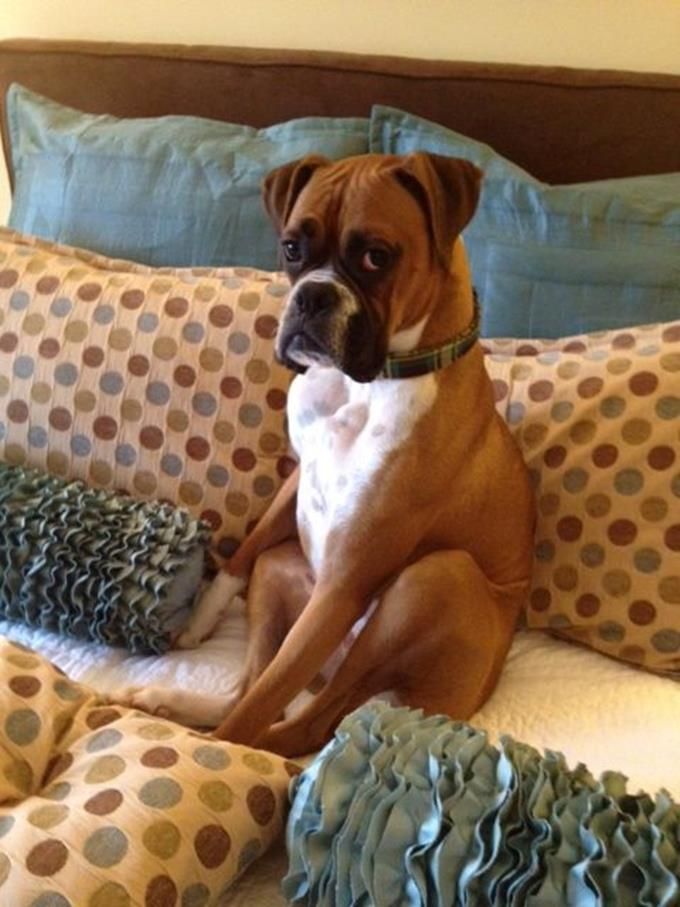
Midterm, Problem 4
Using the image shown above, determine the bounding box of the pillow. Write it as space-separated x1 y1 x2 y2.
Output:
286 702 680 906
370 106 680 338
0 228 295 562
0 636 298 905
0 462 210 655
483 319 680 673
6 84 369 270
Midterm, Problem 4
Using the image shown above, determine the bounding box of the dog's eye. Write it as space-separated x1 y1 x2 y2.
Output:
282 240 302 263
362 248 390 272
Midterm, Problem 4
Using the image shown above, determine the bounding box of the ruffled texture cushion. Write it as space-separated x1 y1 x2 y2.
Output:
285 703 680 906
0 463 210 654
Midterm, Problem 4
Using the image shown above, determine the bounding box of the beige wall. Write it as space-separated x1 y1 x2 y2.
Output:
1 0 679 219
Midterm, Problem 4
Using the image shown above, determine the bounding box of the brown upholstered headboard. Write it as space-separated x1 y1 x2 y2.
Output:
1 38 680 187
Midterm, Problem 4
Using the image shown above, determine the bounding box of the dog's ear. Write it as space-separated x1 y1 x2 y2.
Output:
262 155 330 232
393 152 482 266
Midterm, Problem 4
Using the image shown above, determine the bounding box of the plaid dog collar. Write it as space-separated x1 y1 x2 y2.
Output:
380 295 481 380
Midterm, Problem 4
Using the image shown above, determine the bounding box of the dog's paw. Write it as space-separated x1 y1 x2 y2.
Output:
111 686 174 719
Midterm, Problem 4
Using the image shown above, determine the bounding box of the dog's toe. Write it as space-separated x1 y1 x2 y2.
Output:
111 686 172 718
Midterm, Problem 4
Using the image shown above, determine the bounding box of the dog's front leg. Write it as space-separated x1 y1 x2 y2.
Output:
175 467 299 649
213 579 366 746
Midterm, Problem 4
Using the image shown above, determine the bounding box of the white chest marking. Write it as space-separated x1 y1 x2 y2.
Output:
288 365 437 574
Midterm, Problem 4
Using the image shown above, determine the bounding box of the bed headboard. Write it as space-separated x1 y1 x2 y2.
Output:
1 38 679 187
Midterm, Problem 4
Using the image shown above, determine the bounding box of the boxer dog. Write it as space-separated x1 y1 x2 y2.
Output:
121 152 535 757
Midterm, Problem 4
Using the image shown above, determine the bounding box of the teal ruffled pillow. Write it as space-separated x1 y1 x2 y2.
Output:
0 462 210 654
285 703 680 906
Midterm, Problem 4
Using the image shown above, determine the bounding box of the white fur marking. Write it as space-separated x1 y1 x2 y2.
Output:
389 315 429 352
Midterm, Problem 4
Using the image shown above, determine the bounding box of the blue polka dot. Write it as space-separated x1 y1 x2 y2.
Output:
507 402 526 424
0 422 5 441
28 426 48 448
54 363 79 386
71 435 92 457
100 371 125 395
93 305 115 326
115 444 137 467
161 453 183 477
10 290 30 311
183 322 205 344
13 356 35 379
138 313 159 333
50 297 72 318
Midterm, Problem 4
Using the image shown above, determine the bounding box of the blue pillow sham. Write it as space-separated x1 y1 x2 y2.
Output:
6 84 369 270
370 105 680 338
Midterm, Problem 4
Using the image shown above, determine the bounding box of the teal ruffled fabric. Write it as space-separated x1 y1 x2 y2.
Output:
0 463 210 654
284 703 680 906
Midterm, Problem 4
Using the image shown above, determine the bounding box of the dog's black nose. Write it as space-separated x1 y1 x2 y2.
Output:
294 281 339 315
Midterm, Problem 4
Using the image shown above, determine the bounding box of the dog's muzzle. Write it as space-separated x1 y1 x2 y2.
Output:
276 274 386 381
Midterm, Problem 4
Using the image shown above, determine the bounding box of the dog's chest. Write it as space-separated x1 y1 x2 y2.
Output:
287 365 437 573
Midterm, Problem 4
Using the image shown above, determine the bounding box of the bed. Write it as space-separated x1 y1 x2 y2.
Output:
0 39 679 905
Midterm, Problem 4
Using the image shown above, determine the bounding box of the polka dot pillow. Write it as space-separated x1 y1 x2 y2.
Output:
484 320 679 674
0 636 298 905
0 229 294 563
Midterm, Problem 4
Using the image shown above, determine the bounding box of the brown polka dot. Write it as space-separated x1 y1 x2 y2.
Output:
0 331 18 353
522 423 548 448
577 376 604 399
259 432 282 454
39 337 60 359
607 519 637 546
648 446 676 471
665 524 680 552
174 364 197 388
36 275 60 294
7 400 29 423
82 345 105 368
165 296 189 318
86 708 122 730
194 825 231 869
266 388 287 411
233 448 256 471
49 407 72 431
144 876 178 907
254 314 278 339
220 376 243 399
492 379 509 402
209 304 234 329
527 380 553 402
225 492 249 517
84 789 124 816
277 455 297 478
9 675 41 697
5 443 27 466
629 370 659 396
662 324 680 342
200 509 223 531
46 451 68 476
128 354 150 377
619 644 646 664
543 446 567 469
186 437 211 461
0 268 18 288
93 416 118 441
77 282 102 302
141 747 179 769
592 444 618 469
140 426 164 450
246 784 276 825
628 600 657 626
26 839 69 876
576 594 600 618
121 289 145 310
569 419 596 444
612 332 635 349
556 516 583 542
246 359 271 383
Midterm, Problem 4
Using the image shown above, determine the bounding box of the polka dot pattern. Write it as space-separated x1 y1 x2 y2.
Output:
487 319 680 673
0 637 293 903
0 231 293 562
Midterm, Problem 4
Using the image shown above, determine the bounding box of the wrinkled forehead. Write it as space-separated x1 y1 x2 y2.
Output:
287 157 429 243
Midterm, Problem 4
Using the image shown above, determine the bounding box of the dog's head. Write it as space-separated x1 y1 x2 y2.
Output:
263 152 482 382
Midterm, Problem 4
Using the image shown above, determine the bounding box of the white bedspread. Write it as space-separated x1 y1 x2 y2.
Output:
3 604 679 904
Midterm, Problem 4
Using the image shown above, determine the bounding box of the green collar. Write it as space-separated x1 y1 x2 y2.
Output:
380 297 481 380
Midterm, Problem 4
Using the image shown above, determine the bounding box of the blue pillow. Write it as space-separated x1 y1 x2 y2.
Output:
370 105 680 338
7 84 369 270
